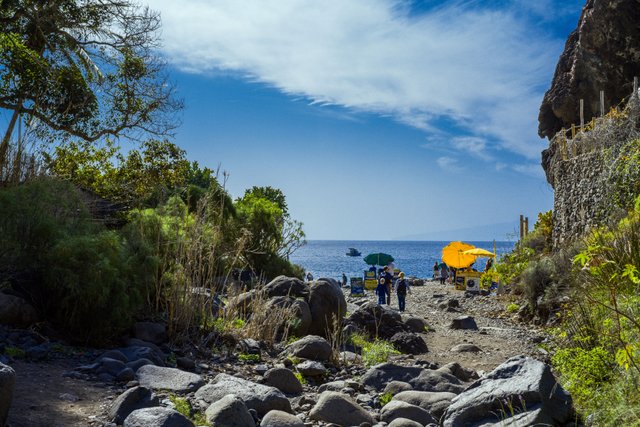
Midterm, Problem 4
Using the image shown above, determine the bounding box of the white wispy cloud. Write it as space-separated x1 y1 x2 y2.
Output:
147 0 563 161
437 156 460 170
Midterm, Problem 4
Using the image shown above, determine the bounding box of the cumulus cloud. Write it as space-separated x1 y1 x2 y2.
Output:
147 0 563 160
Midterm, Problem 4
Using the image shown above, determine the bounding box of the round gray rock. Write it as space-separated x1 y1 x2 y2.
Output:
451 343 482 352
264 276 310 300
384 381 413 395
195 373 291 416
286 335 333 361
264 367 303 394
308 279 347 337
123 407 194 427
136 365 204 393
393 390 456 419
381 400 437 426
0 362 15 427
309 391 374 426
449 316 478 330
296 360 327 377
109 386 159 424
205 394 255 427
261 410 305 427
403 316 429 333
0 293 38 327
132 322 167 345
388 418 424 427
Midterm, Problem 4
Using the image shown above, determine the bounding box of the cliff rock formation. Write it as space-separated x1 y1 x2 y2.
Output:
538 0 640 144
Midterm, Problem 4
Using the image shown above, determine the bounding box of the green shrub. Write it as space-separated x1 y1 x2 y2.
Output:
44 230 145 343
350 333 400 367
506 303 520 313
238 353 261 363
552 346 612 407
518 258 554 308
294 371 307 385
378 392 393 406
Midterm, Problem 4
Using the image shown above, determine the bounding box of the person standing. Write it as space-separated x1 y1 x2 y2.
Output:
376 276 388 305
433 261 439 280
439 264 448 285
383 266 393 305
342 272 348 287
306 272 313 282
396 272 410 311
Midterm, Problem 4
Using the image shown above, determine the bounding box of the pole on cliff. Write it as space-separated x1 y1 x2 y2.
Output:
580 99 584 131
524 217 529 237
600 90 605 117
519 215 524 240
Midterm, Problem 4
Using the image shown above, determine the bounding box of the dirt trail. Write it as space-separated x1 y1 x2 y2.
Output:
6 279 545 426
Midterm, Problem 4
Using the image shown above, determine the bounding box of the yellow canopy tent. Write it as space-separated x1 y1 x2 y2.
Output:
462 248 496 257
441 241 476 268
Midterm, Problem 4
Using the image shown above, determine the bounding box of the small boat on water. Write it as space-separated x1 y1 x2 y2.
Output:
346 247 361 257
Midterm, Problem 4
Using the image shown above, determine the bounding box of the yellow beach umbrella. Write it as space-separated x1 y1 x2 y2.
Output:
441 241 476 268
462 248 496 257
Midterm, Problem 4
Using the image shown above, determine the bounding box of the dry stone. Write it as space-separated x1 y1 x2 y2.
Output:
123 407 194 427
380 400 437 426
204 394 255 427
136 365 204 393
309 391 374 426
260 410 305 427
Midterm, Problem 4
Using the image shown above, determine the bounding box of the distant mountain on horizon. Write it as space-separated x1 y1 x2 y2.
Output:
395 221 520 242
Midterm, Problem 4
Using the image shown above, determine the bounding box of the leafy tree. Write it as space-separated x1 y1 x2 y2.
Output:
45 138 190 207
243 186 288 215
0 0 181 170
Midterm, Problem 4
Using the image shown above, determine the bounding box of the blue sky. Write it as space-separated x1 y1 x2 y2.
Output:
143 0 585 240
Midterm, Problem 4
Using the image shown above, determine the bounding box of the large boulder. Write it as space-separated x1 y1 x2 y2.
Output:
123 407 194 427
361 363 424 391
308 279 347 337
403 316 429 333
309 391 374 426
265 296 311 337
264 276 310 300
136 366 204 393
345 301 410 339
380 400 437 426
204 394 255 427
195 373 291 416
0 292 38 327
132 322 167 345
389 332 428 355
261 410 305 427
264 367 303 394
286 335 332 362
109 386 159 424
227 290 259 319
442 355 574 427
0 362 15 427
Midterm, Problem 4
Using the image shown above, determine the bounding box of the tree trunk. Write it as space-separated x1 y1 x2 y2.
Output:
0 107 21 178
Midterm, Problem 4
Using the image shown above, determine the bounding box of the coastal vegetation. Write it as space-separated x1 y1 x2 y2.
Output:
0 0 306 345
494 102 640 425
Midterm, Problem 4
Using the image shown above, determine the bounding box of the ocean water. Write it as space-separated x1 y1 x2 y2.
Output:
289 240 516 281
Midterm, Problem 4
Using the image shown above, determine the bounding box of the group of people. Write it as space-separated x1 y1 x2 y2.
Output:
375 266 411 311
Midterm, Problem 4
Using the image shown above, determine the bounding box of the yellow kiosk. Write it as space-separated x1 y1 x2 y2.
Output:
442 243 496 293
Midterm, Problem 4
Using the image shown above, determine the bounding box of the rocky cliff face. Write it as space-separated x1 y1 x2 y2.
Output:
538 0 640 144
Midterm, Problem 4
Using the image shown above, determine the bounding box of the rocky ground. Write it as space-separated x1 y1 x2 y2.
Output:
2 278 562 427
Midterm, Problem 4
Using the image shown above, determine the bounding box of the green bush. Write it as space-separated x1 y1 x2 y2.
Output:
44 231 146 342
350 333 400 367
552 346 612 407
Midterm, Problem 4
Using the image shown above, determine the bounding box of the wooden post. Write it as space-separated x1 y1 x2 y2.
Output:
571 124 576 139
519 215 524 240
580 99 584 131
600 90 605 117
524 217 529 236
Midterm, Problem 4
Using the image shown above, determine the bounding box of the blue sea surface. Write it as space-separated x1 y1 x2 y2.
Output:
289 240 516 281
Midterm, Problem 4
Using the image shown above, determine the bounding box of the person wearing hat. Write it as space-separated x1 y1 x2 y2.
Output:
395 271 411 311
